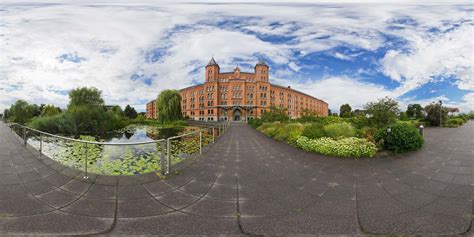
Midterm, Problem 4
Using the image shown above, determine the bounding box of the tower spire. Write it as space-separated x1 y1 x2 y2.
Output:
207 57 218 66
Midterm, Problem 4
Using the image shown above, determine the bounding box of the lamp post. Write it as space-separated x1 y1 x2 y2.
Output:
439 100 443 127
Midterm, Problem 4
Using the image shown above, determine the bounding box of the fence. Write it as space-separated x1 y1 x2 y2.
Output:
8 122 231 178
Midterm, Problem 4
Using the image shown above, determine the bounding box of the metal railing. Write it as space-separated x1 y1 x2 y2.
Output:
8 121 231 178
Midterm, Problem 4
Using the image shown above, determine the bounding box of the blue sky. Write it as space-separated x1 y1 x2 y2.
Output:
0 1 472 112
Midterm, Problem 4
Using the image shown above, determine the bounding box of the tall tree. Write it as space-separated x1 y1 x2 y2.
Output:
9 100 36 123
399 111 409 121
339 104 352 117
110 105 124 116
41 104 61 117
67 87 108 133
123 105 138 119
3 109 9 119
364 97 399 128
424 102 448 126
406 104 424 119
68 87 104 109
31 104 42 117
156 90 183 123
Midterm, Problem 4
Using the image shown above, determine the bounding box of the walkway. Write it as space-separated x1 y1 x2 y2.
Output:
0 121 472 235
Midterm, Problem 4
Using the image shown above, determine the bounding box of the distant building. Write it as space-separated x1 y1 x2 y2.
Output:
146 58 328 121
146 100 157 119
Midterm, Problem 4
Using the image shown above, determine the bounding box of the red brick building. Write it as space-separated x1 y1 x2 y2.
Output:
146 100 157 119
147 58 328 121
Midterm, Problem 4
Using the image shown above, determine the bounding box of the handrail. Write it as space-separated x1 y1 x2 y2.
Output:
8 122 218 146
8 120 231 177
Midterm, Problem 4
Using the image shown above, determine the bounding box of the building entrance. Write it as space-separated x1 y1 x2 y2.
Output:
233 110 241 121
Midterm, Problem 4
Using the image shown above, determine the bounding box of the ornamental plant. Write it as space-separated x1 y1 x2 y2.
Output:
302 123 326 139
296 136 377 158
373 123 424 153
257 122 304 145
323 122 356 138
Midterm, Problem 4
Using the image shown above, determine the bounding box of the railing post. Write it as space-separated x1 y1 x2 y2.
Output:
84 143 89 180
212 127 215 143
23 127 27 146
199 131 202 154
39 134 43 156
159 140 166 175
166 138 171 175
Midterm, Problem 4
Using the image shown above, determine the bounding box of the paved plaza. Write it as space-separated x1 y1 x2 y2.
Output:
0 121 472 235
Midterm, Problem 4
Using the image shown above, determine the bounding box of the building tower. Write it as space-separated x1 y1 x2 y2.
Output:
255 59 269 81
205 57 219 82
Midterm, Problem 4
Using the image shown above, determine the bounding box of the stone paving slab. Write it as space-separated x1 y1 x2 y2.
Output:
0 121 472 235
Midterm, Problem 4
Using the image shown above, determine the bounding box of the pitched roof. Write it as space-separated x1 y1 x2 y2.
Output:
256 59 268 66
207 57 218 66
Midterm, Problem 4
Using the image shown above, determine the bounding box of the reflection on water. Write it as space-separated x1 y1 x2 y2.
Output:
17 124 212 176
99 125 186 143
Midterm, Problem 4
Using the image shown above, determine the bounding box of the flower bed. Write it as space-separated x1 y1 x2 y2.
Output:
296 136 377 158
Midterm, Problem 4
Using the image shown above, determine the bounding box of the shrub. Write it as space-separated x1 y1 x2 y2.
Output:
321 116 345 125
284 123 304 145
302 124 326 139
396 119 426 128
374 123 424 153
357 127 378 142
446 118 465 127
257 122 304 145
29 113 77 134
261 106 289 122
349 114 369 129
257 123 279 137
323 122 356 138
248 118 263 128
297 114 323 123
296 136 377 158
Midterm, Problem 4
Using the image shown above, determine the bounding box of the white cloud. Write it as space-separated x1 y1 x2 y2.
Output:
0 2 472 113
271 76 394 112
380 17 474 95
332 52 352 61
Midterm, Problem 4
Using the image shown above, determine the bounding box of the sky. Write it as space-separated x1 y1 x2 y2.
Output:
0 1 473 113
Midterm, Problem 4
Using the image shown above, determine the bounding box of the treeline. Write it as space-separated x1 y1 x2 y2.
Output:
3 87 142 135
337 100 473 127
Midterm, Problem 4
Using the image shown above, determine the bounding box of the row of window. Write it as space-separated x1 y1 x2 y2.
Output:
184 89 320 104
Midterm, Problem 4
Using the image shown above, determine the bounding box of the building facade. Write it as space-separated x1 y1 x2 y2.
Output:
146 100 157 119
147 58 328 121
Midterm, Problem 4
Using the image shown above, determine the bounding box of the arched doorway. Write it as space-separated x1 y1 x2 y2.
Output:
233 109 241 121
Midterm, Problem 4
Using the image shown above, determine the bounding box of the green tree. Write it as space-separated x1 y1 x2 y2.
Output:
399 112 409 121
67 87 111 134
364 97 399 128
41 104 61 117
9 100 35 124
156 90 183 123
339 104 352 117
124 105 138 119
406 104 424 119
3 109 9 119
68 87 104 108
261 106 289 122
31 104 42 117
110 105 124 116
424 102 448 126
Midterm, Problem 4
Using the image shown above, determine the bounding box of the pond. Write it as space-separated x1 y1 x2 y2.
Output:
17 124 215 176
